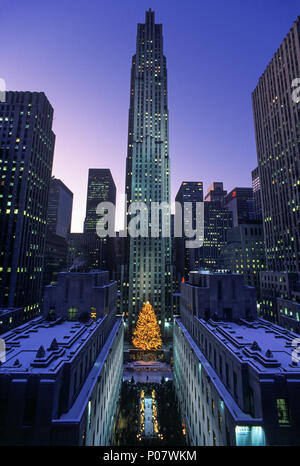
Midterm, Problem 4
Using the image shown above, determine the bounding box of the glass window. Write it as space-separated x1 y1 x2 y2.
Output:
276 398 290 425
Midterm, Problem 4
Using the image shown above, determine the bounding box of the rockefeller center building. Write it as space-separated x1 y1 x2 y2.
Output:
173 271 300 446
0 271 123 445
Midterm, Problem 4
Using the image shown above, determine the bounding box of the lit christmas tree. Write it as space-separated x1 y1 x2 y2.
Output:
132 302 162 350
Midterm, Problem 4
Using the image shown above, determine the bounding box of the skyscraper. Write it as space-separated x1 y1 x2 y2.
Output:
252 16 300 324
198 183 233 270
252 16 300 272
43 177 73 288
0 91 55 316
82 168 116 271
123 9 172 337
175 181 203 281
84 169 116 234
46 177 73 239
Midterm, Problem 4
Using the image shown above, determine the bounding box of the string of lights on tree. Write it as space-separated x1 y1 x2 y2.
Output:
132 302 162 351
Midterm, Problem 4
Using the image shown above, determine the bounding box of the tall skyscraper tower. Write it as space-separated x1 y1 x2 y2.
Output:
123 9 172 337
0 91 55 315
252 16 300 272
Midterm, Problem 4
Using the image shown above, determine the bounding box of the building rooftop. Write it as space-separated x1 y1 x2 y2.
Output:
198 317 300 373
0 316 105 374
0 307 23 316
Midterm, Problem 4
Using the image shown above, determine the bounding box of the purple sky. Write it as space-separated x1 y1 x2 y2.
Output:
0 0 299 231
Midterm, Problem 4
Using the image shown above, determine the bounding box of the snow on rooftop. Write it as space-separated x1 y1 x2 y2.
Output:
0 317 104 373
203 319 300 373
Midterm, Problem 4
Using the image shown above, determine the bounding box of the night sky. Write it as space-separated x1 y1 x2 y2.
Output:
0 0 299 231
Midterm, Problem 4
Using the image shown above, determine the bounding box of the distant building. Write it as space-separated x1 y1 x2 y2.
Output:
46 177 73 239
0 270 123 445
224 188 255 227
84 169 116 234
82 169 116 274
251 167 262 222
0 91 55 319
198 185 233 270
43 178 73 288
173 271 300 446
175 181 204 281
221 223 266 298
204 182 227 203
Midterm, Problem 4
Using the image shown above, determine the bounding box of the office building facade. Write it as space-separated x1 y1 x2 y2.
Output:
252 17 300 272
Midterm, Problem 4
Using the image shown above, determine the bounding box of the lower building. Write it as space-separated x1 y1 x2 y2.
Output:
173 271 300 446
0 270 124 445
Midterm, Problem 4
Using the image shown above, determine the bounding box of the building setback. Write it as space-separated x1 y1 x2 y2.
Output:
0 271 123 445
122 9 172 337
0 91 55 319
173 271 300 446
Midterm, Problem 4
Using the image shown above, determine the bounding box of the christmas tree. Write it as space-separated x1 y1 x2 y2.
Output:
132 301 162 350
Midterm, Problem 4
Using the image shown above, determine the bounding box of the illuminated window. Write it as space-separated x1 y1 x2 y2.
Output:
276 398 290 425
68 307 78 321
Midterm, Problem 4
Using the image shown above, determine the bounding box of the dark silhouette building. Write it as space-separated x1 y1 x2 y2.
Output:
71 169 117 273
174 181 203 281
0 91 55 318
43 177 73 288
